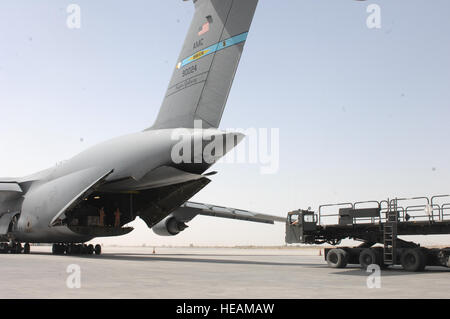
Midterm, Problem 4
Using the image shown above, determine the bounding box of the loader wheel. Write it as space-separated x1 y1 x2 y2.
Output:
24 243 30 254
359 248 382 269
401 248 426 272
326 248 348 268
94 244 102 255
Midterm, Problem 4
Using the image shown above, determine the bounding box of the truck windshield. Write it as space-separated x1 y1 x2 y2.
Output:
289 214 299 224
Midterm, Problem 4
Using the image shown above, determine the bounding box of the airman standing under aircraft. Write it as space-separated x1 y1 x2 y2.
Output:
114 208 121 228
99 207 105 227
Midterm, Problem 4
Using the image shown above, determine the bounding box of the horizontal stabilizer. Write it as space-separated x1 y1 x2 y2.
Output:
173 201 285 224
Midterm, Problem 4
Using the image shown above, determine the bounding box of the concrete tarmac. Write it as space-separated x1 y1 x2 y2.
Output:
1 246 449 299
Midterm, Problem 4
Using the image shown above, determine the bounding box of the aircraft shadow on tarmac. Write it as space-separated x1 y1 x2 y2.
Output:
29 252 450 273
95 253 326 267
32 251 325 267
96 253 450 277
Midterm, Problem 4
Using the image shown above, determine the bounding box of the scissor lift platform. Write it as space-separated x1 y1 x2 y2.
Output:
286 195 450 271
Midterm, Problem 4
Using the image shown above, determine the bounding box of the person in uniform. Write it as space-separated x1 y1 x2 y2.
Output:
114 208 121 228
99 207 106 227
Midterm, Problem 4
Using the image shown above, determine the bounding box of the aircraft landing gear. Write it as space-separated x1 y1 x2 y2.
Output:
23 243 30 254
10 242 22 254
0 241 28 254
52 243 66 255
52 243 101 256
0 243 7 253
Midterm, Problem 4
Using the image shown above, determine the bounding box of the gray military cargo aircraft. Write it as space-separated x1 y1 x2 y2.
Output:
0 0 284 255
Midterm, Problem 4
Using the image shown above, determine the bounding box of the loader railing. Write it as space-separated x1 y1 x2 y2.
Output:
317 194 450 226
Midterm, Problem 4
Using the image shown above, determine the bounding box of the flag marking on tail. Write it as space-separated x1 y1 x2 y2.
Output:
176 32 248 70
198 21 210 36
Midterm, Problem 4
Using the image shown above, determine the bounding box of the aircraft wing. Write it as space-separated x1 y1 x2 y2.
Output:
174 201 285 225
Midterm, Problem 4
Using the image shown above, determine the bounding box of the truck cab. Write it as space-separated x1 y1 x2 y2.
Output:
285 209 318 244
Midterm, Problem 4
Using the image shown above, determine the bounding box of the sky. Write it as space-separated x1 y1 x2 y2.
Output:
0 0 450 246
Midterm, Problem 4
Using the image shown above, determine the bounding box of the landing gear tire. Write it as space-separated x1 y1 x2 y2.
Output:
24 243 30 254
359 248 382 269
74 244 82 255
13 243 22 254
326 248 348 268
57 243 100 256
94 244 102 255
401 248 426 272
53 244 65 255
66 245 73 255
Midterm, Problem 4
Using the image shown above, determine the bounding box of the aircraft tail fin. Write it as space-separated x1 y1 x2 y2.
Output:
150 0 258 130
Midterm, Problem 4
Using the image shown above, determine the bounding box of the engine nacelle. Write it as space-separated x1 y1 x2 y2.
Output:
152 215 188 236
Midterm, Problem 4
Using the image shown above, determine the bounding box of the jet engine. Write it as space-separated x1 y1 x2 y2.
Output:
152 215 189 236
